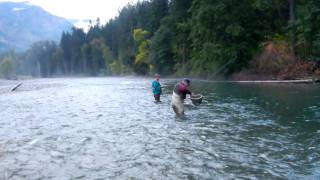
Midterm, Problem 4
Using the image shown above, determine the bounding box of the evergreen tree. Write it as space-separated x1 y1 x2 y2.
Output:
6 0 320 78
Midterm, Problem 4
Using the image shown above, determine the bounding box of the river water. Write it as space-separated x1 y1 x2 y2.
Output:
0 77 319 179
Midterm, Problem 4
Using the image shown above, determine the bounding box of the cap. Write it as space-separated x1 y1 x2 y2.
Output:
183 78 191 85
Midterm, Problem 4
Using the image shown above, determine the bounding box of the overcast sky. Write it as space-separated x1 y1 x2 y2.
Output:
0 0 138 22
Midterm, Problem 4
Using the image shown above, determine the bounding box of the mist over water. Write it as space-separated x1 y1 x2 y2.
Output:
0 77 319 179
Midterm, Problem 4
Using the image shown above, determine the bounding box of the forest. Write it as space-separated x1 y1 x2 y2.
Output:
1 0 320 79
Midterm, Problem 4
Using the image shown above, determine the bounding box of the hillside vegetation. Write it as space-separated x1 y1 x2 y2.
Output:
1 0 320 80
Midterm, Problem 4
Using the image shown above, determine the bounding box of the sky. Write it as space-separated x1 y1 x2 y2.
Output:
0 0 138 22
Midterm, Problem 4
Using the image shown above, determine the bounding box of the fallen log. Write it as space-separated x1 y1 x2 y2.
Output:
11 83 23 92
232 79 319 84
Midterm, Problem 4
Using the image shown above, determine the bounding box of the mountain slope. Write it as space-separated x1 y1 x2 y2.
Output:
0 1 73 52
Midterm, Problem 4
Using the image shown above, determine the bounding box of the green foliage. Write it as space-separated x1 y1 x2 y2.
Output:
312 34 320 61
26 41 58 77
0 56 15 79
51 47 64 75
150 18 175 75
295 0 320 61
103 46 113 75
133 28 151 75
110 60 121 75
6 0 320 78
187 0 297 76
133 62 149 75
89 38 107 75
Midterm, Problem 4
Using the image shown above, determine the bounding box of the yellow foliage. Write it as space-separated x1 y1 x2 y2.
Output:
135 39 151 64
133 29 149 43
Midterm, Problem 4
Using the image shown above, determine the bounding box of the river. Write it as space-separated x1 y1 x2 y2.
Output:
0 77 319 179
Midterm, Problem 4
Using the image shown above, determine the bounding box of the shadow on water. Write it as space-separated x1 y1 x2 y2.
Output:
193 81 320 122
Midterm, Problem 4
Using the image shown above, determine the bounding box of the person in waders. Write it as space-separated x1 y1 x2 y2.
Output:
152 74 162 102
171 78 192 116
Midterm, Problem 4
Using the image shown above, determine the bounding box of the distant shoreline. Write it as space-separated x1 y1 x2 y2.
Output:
1 74 319 85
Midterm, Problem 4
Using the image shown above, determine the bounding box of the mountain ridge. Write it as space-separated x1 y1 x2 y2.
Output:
0 1 73 53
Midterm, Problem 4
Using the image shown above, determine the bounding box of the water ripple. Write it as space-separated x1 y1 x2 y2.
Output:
0 77 319 179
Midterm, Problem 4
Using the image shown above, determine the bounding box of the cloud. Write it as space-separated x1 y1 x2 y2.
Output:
1 0 138 22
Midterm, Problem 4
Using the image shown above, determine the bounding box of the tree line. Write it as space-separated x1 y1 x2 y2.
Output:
1 0 319 79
